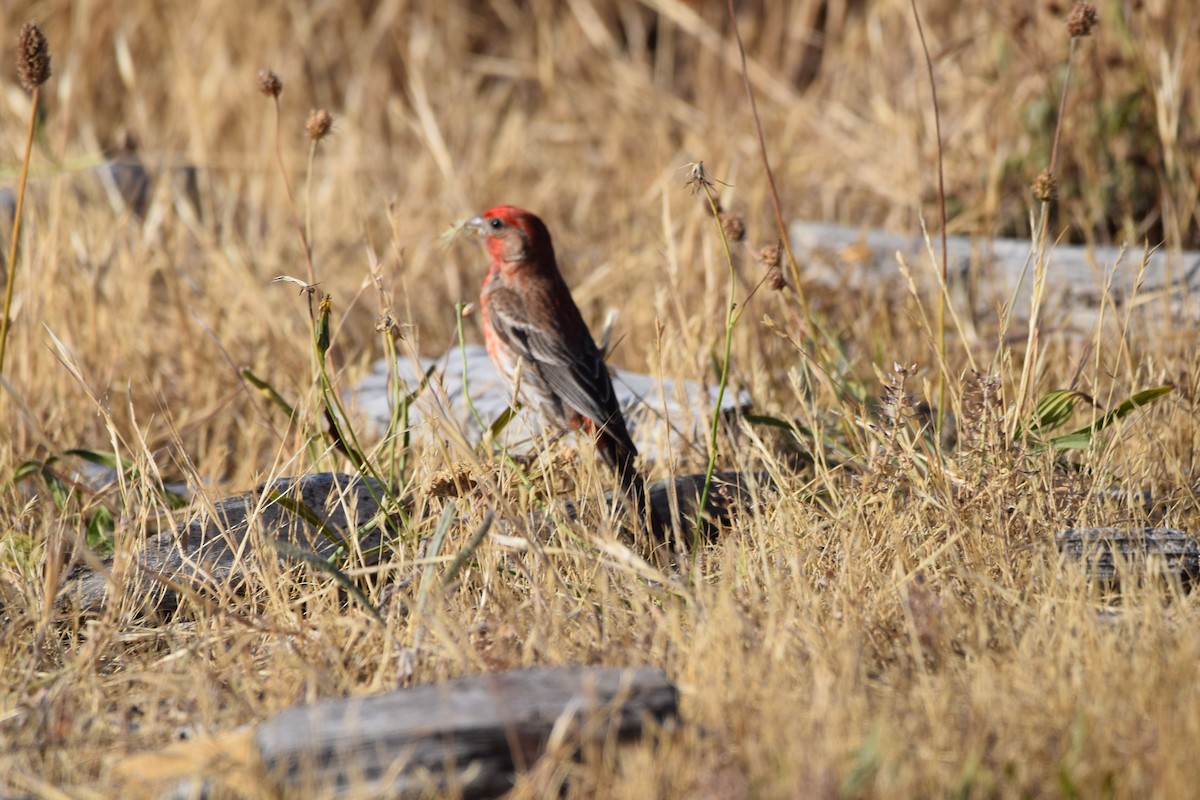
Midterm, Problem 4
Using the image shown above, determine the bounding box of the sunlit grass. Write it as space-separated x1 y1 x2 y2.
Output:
1 1 1198 796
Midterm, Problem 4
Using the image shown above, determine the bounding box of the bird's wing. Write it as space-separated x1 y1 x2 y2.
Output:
485 286 631 437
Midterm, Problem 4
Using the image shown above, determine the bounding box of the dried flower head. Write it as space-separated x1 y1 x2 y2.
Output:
766 267 787 291
305 108 334 141
1066 2 1097 37
757 244 781 271
256 68 282 98
757 244 787 290
16 22 51 92
682 161 714 195
1031 168 1058 202
719 211 746 243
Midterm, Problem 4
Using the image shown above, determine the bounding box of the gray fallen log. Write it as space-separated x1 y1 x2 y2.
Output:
350 344 752 462
790 221 1200 332
245 665 678 798
64 473 398 616
1056 527 1199 589
63 470 768 616
138 666 678 798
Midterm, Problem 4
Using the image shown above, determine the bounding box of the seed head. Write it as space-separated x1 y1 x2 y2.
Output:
16 22 51 92
767 267 787 291
757 244 787 291
1066 2 1097 38
719 211 746 243
757 244 781 271
305 108 334 141
682 161 715 195
256 68 282 98
1031 168 1057 202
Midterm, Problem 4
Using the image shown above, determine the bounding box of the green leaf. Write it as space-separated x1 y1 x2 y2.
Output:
64 448 130 471
86 506 116 553
323 405 366 472
1048 384 1174 450
442 512 493 586
488 405 518 439
383 362 436 442
744 412 811 435
1097 384 1174 427
41 465 70 510
242 368 297 419
12 459 46 482
1044 432 1094 451
1020 389 1094 440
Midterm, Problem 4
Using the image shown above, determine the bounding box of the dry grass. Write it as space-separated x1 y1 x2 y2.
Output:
1 0 1199 797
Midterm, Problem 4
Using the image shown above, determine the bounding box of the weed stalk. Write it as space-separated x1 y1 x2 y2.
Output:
1012 7 1093 436
0 24 52 377
908 0 951 439
689 165 739 551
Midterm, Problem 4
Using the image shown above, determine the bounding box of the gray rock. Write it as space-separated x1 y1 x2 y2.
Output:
351 345 752 462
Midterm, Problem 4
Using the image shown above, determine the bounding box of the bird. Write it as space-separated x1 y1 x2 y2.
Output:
465 205 657 534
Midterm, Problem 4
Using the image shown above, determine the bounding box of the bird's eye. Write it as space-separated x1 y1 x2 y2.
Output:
488 218 504 230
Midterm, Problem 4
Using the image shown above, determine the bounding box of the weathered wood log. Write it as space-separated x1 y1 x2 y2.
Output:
256 665 678 797
350 344 752 461
1056 527 1200 589
63 473 398 616
115 665 678 799
789 220 1200 332
63 470 770 617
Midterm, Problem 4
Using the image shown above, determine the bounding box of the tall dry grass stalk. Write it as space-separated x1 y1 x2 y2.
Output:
1011 2 1099 436
0 22 51 376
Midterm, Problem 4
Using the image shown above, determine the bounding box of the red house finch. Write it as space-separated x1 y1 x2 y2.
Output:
467 205 656 531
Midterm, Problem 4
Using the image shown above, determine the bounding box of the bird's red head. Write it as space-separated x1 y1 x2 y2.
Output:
467 206 555 269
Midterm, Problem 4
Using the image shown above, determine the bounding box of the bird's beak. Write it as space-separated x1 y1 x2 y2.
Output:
463 214 486 235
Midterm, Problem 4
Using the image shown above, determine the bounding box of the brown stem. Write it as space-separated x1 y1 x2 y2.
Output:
909 0 950 439
0 86 41 376
271 95 317 287
725 0 808 317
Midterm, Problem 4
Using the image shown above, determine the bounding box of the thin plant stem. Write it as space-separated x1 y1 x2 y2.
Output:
1048 39 1077 180
909 0 950 440
305 140 317 265
270 95 317 287
725 0 808 317
0 86 41 376
693 182 738 553
1012 37 1078 436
